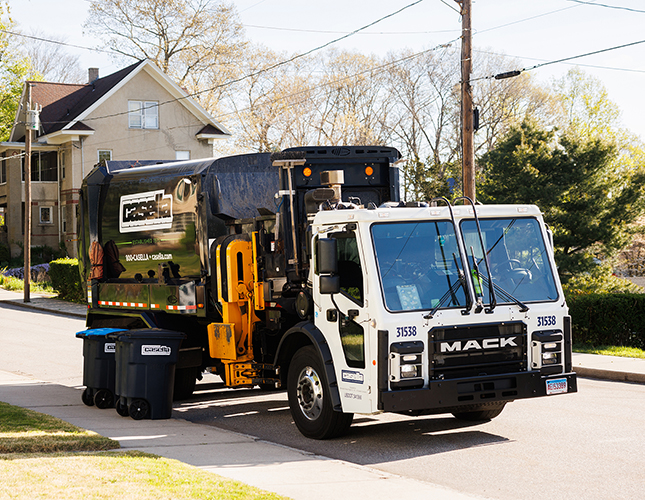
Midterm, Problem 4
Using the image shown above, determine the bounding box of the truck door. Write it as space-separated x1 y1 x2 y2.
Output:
316 227 371 413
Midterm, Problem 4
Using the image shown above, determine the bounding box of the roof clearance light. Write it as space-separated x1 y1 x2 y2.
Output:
303 167 312 177
365 166 374 176
517 207 528 213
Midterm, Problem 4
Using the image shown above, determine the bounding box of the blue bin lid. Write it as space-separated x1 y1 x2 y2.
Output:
75 328 126 338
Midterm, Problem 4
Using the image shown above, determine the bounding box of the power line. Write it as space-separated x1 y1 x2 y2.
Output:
0 28 114 55
566 0 645 14
474 3 582 36
471 38 645 82
243 24 459 35
473 48 645 75
40 0 428 127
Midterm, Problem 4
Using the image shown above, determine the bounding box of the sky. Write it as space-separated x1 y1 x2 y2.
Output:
9 0 645 139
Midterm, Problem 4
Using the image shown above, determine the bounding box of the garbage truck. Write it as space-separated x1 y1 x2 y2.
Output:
77 145 577 439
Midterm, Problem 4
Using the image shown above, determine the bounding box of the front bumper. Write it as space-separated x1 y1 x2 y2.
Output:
380 371 577 412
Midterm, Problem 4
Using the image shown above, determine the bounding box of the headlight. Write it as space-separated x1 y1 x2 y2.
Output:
400 364 419 378
532 331 563 373
390 341 424 388
542 351 560 365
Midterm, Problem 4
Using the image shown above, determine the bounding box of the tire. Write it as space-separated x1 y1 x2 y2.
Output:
81 387 94 407
94 389 114 409
173 368 198 401
129 399 150 420
287 346 353 440
115 397 129 417
452 402 506 422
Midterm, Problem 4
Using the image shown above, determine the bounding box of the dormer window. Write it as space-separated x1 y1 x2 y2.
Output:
128 100 159 129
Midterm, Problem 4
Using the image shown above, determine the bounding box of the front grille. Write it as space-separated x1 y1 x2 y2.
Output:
429 322 527 380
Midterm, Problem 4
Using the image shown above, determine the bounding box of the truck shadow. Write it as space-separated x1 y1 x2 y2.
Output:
175 381 511 465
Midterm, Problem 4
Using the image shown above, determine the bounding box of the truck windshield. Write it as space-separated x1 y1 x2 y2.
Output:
460 217 559 303
372 221 467 312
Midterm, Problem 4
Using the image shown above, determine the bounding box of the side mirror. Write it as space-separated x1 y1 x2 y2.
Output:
317 238 339 295
317 238 338 274
320 275 341 295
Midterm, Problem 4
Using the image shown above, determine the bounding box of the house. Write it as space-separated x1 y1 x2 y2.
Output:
0 59 231 259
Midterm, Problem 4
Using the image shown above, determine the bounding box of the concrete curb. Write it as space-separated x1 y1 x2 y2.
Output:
573 366 645 384
1 297 87 319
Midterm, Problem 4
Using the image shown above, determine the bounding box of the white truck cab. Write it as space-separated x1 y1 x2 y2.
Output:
307 202 575 424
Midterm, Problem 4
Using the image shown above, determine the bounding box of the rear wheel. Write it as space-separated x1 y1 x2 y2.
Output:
81 388 94 407
129 399 150 420
287 346 353 440
94 389 114 409
452 402 506 421
115 397 129 417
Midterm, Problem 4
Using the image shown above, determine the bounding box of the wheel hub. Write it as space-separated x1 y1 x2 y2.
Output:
296 366 323 420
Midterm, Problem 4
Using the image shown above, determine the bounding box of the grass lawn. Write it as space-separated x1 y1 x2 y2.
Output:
573 344 645 359
0 274 55 294
0 402 287 500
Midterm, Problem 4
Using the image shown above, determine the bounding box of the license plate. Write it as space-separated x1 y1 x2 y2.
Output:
546 378 568 395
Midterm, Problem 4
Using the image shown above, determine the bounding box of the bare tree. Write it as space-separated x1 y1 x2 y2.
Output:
23 30 85 83
84 0 246 94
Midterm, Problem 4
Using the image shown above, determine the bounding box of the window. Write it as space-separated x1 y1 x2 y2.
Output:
175 151 190 160
60 151 65 179
128 100 159 129
461 218 559 303
329 229 365 368
39 206 53 224
372 221 468 312
22 151 58 182
98 150 112 163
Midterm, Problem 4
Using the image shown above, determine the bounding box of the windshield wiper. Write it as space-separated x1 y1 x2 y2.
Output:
424 253 471 319
475 272 530 313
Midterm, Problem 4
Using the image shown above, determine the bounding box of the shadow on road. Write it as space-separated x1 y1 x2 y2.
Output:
175 379 511 466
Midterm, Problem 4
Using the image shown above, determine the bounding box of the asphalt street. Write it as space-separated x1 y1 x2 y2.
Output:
1 294 644 499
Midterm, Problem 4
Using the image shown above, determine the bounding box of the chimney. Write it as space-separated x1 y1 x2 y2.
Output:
88 68 99 84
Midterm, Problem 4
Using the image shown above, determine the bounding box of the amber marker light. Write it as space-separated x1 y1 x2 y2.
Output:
365 166 374 176
303 167 312 177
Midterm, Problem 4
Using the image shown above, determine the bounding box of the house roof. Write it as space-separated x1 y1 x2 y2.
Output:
38 61 141 136
11 59 230 143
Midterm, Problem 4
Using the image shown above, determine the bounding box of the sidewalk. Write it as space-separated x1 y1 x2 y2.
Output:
1 288 645 500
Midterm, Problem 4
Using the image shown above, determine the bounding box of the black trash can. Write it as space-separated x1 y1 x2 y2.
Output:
113 329 186 420
76 328 126 409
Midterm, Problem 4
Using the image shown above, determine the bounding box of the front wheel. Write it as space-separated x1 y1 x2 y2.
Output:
452 402 506 421
287 346 353 440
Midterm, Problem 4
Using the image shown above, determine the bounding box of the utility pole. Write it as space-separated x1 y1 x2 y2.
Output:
23 83 35 303
456 0 475 202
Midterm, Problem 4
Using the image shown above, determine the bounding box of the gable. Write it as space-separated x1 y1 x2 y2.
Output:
11 59 230 144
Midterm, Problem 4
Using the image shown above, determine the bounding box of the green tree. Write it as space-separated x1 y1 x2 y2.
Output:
0 2 32 141
479 119 645 280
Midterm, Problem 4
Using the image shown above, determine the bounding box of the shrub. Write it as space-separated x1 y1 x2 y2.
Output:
0 242 9 265
568 294 645 349
49 258 84 302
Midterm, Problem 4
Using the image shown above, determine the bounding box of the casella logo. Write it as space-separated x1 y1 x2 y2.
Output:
104 343 116 354
141 345 172 356
440 337 518 353
341 370 364 384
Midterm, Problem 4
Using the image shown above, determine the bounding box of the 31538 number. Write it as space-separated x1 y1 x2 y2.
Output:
537 315 556 327
396 326 417 337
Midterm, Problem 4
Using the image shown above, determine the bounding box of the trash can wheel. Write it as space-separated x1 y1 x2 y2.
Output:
115 397 129 417
94 389 114 409
129 399 150 420
81 387 94 407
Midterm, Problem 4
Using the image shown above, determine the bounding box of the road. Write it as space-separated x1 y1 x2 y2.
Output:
1 300 644 500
